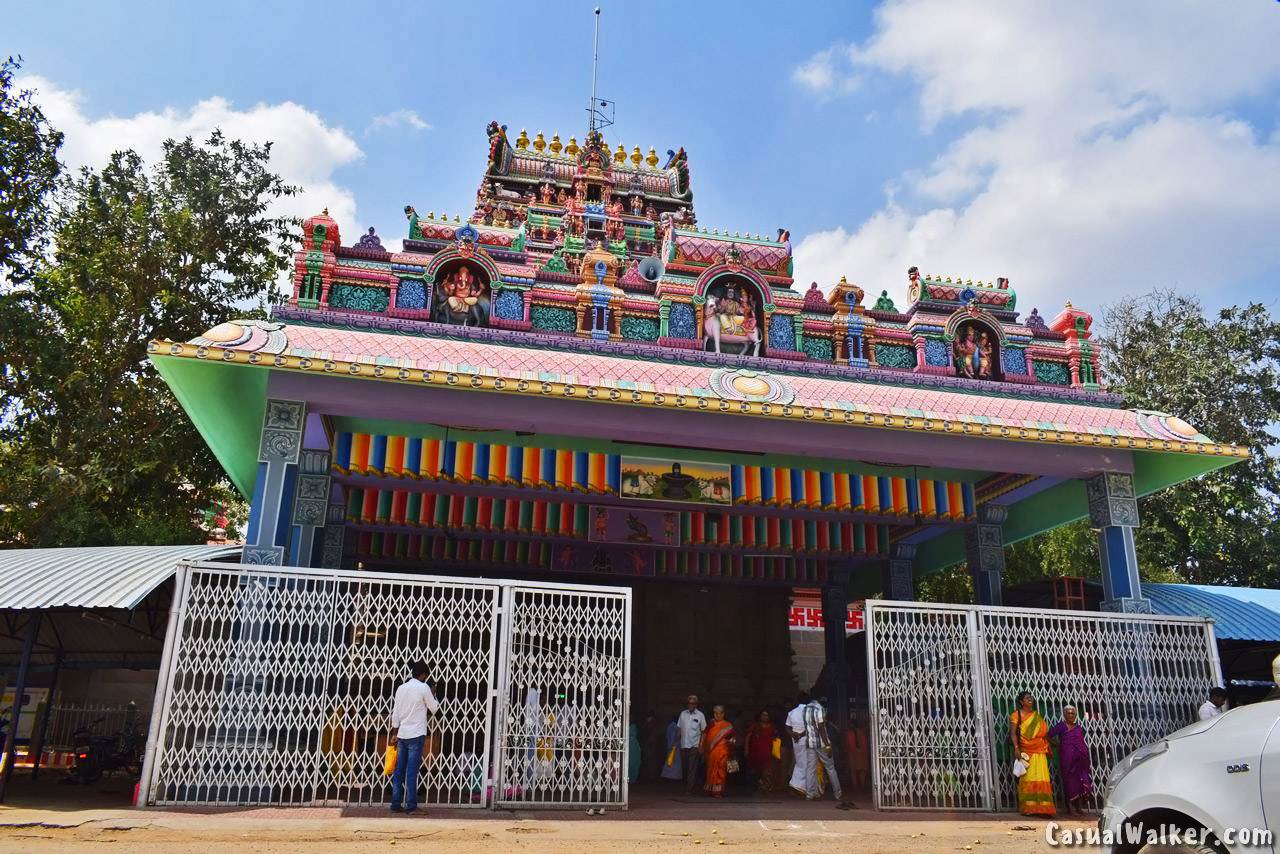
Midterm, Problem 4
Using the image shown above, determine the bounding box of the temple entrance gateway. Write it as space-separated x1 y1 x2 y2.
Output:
865 600 1221 812
139 561 630 809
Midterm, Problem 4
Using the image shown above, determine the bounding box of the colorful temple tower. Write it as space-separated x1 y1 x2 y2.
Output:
151 119 1244 713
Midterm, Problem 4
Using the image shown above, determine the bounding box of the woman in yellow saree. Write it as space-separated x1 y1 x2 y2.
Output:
700 705 737 798
1010 691 1055 817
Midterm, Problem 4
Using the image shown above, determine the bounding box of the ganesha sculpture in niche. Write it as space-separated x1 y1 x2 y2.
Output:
432 265 490 326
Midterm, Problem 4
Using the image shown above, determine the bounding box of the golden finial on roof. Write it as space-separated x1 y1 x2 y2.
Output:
1065 300 1073 309
565 136 579 156
646 147 659 168
455 214 461 223
322 207 329 216
533 131 546 153
427 211 435 219
516 129 530 150
549 134 562 155
614 143 626 163
630 145 642 166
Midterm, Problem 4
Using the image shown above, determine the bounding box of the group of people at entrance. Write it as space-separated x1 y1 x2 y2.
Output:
653 692 854 806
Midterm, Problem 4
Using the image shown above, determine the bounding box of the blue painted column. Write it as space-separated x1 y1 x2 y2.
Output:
1087 472 1150 613
882 543 916 600
965 505 1007 606
244 399 306 565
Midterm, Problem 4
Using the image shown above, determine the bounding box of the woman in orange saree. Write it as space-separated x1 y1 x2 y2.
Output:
1010 691 1055 817
700 705 737 798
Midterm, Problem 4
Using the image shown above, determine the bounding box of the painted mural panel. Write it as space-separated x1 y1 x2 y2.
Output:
618 457 732 505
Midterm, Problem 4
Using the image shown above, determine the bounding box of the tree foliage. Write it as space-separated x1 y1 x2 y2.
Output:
0 92 298 546
1101 291 1280 588
0 57 62 285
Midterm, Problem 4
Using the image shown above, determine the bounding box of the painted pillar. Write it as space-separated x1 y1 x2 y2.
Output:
244 399 306 565
965 504 1007 606
882 543 916 601
821 564 852 731
1087 472 1150 613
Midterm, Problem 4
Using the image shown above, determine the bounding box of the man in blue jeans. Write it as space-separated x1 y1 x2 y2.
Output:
389 661 440 814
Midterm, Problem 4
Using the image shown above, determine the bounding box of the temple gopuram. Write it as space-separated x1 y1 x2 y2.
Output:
150 120 1245 716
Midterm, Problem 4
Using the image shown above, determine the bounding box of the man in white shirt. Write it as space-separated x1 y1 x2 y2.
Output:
787 692 812 797
676 694 707 793
1198 687 1229 721
389 661 441 814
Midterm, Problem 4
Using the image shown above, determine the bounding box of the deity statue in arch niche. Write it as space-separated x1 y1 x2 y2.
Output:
952 320 1001 381
704 280 762 356
432 262 490 326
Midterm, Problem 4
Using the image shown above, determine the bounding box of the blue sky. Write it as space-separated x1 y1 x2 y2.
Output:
8 0 1280 320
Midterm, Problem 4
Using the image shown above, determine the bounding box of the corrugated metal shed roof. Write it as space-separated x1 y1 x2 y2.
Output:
0 545 241 610
1143 582 1280 642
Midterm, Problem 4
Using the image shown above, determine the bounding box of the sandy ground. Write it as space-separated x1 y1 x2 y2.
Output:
0 774 1100 852
0 807 1098 853
0 777 1099 854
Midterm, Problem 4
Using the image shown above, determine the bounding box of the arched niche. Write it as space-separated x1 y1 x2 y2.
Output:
431 258 492 327
949 315 1004 381
696 269 770 357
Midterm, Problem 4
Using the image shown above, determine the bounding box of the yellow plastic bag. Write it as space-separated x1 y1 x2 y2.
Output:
771 737 782 760
383 743 398 776
666 745 677 767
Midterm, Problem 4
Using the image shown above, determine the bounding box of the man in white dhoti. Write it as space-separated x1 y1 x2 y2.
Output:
786 692 812 797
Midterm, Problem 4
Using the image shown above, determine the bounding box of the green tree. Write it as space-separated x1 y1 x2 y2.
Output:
0 130 298 547
0 56 62 285
1102 291 1280 587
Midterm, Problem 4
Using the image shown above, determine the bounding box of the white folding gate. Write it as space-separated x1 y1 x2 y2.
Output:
138 562 630 809
865 600 1221 812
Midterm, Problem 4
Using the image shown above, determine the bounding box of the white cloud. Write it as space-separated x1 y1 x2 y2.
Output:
791 45 861 98
19 75 364 289
365 109 431 136
791 1 1280 316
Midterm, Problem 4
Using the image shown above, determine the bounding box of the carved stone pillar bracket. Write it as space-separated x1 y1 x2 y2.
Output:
1086 472 1139 528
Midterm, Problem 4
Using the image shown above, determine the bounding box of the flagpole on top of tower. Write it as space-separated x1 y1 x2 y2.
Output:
587 7 613 134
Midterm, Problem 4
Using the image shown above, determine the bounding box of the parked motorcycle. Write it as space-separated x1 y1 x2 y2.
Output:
71 704 143 784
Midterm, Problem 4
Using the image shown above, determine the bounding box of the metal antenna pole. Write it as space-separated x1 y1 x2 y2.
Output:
589 7 601 132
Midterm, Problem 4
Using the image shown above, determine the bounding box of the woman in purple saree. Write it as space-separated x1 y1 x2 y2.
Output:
1048 706 1093 814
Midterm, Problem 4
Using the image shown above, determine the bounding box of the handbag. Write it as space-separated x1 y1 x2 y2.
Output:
383 743 398 776
1012 753 1029 778
771 737 782 760
726 757 740 774
666 745 677 767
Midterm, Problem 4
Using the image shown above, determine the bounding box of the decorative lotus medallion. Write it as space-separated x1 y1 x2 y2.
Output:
708 368 795 405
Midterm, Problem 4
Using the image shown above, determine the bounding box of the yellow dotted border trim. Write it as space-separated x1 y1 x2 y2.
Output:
150 340 1250 460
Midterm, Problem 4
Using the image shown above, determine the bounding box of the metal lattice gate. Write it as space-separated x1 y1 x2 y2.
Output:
138 562 630 809
866 600 1221 812
493 587 631 808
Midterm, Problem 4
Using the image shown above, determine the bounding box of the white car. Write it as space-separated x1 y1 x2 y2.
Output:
1101 700 1280 853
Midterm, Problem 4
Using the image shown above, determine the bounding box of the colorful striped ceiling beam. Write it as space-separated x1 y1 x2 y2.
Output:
333 431 975 522
343 487 890 557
